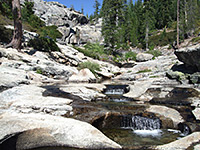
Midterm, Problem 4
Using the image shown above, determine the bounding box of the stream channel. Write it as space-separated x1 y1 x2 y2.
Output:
1 84 200 150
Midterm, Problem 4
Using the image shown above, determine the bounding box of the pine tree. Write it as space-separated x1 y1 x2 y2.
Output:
122 0 139 46
93 0 100 18
154 0 176 29
101 0 125 53
185 0 199 36
142 0 156 50
81 5 84 14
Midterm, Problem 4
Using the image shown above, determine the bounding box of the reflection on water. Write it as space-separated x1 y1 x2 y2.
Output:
101 128 181 149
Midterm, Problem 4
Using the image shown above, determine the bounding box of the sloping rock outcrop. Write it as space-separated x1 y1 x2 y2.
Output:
20 0 103 44
21 0 88 27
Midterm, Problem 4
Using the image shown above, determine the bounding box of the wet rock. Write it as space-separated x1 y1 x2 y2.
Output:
146 105 184 128
0 112 122 149
178 122 200 135
156 132 200 150
136 53 153 62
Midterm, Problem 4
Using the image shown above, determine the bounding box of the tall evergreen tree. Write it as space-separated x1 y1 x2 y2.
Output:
101 0 125 53
142 0 156 50
93 0 100 18
122 0 139 46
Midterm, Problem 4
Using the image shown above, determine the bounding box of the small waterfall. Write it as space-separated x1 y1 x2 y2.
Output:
103 85 130 95
105 89 125 95
132 116 161 130
121 115 161 130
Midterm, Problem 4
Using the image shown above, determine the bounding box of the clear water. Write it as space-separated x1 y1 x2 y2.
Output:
101 128 181 149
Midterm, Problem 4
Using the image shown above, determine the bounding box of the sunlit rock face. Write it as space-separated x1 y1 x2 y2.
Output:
20 0 103 45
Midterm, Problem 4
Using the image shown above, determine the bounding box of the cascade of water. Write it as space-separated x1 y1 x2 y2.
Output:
121 115 161 130
104 88 125 95
103 85 130 95
132 116 161 130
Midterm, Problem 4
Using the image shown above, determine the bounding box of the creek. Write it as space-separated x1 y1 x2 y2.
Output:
1 84 199 150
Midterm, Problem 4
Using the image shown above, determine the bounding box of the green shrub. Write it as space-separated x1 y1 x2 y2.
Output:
191 37 200 43
116 43 130 51
38 26 62 41
28 15 45 30
0 25 13 44
78 61 101 75
113 55 124 63
136 69 152 74
36 68 43 74
21 1 34 22
0 1 12 19
28 37 60 52
74 43 107 60
125 51 137 61
21 0 45 31
147 49 162 58
149 31 176 47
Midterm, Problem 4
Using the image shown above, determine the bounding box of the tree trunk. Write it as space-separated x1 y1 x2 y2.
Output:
145 22 149 51
177 0 180 49
184 0 188 26
6 0 22 51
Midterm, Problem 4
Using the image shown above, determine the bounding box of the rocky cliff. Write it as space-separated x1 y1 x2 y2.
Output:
21 0 103 45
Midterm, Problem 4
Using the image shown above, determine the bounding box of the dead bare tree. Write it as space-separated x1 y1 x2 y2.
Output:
6 0 22 51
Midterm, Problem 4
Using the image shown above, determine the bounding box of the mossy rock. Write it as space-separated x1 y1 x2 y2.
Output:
189 72 200 84
166 70 186 81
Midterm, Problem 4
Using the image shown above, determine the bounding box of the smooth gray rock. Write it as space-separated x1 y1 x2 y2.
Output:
68 68 96 83
0 66 29 92
0 112 122 149
0 47 78 80
156 132 200 150
0 85 73 116
21 0 88 27
136 53 153 62
147 105 184 128
61 83 105 101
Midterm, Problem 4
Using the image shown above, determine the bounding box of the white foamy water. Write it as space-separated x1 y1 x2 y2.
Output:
104 89 124 95
167 129 181 134
133 129 163 137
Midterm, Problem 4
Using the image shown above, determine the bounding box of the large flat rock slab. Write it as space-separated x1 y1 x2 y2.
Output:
0 112 122 149
0 85 72 116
